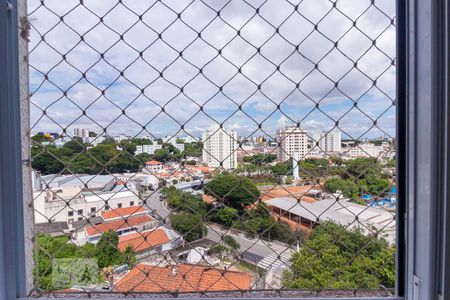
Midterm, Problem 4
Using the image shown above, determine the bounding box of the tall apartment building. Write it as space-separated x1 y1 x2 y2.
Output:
73 128 89 138
313 130 342 153
276 126 308 162
202 126 238 170
73 128 91 143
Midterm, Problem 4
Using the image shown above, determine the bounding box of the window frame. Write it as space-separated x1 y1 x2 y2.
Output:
0 0 449 299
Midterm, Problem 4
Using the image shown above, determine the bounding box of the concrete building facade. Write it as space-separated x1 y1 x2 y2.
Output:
276 126 308 162
135 142 163 155
313 130 342 153
202 126 238 170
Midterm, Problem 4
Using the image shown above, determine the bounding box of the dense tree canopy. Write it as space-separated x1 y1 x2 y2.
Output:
270 161 292 176
30 134 203 175
243 153 277 166
35 232 136 291
162 186 207 216
324 157 391 201
182 142 202 158
232 203 301 244
95 230 125 269
209 207 239 227
223 235 240 251
170 213 207 242
283 221 395 289
204 174 260 211
122 245 137 269
299 158 329 179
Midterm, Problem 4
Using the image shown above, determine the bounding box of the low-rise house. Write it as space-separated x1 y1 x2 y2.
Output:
118 227 183 259
113 263 251 293
71 206 157 245
33 175 140 225
143 160 164 174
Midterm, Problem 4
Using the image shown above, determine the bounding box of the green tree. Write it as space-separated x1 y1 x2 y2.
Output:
204 174 260 211
63 137 85 154
170 213 207 242
283 221 395 289
223 235 240 251
163 186 207 216
32 149 64 175
122 245 137 269
95 230 123 268
386 158 396 168
79 242 97 258
135 153 153 164
100 137 116 145
271 162 292 176
211 207 239 227
232 203 299 243
300 158 329 179
182 142 202 157
35 234 100 291
344 157 382 179
244 153 277 166
154 148 172 162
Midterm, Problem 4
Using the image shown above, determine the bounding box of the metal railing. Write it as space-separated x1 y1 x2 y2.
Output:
27 0 396 297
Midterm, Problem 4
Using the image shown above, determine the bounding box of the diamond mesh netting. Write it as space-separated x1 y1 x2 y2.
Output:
27 0 396 297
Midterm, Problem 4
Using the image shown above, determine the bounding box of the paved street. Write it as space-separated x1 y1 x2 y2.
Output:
206 223 295 259
142 190 295 264
142 190 171 220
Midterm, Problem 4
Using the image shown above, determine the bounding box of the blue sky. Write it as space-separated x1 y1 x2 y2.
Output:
28 0 396 141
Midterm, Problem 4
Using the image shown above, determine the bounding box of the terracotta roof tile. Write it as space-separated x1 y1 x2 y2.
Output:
146 160 162 165
118 228 170 252
85 215 153 237
202 194 216 204
101 206 147 221
114 264 251 293
260 185 321 203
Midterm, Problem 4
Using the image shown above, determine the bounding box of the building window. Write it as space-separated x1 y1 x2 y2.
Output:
68 211 73 217
130 201 134 206
77 209 83 216
117 203 122 209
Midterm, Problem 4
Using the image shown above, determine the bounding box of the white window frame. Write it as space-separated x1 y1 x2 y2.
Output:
0 0 449 299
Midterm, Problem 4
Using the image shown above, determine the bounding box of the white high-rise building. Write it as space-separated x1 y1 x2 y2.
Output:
135 142 163 155
313 130 342 153
202 126 238 170
73 128 91 143
73 128 89 138
276 126 308 162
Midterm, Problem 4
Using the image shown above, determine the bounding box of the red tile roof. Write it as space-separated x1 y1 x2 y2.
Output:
187 165 212 173
85 215 153 237
101 206 147 221
146 160 162 165
202 194 216 204
114 264 251 293
118 228 170 252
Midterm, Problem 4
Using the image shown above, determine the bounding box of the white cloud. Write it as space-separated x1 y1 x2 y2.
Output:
28 0 396 139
